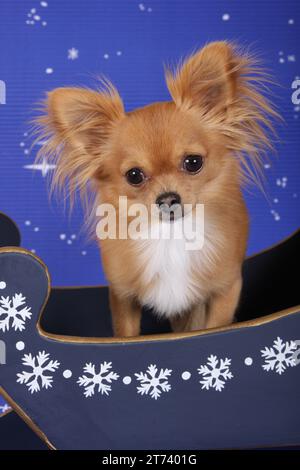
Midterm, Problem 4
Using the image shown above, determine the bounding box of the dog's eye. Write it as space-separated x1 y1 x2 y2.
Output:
182 155 203 174
125 167 145 186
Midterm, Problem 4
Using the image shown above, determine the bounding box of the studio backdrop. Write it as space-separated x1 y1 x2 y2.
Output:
0 0 299 286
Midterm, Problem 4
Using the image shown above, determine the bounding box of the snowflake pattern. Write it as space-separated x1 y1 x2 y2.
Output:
68 47 79 60
261 337 297 375
16 351 60 394
0 403 11 414
0 293 32 332
77 362 119 397
135 364 172 400
198 355 233 392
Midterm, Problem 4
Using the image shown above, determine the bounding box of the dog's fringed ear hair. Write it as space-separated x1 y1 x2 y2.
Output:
34 79 125 202
165 41 240 115
165 41 280 185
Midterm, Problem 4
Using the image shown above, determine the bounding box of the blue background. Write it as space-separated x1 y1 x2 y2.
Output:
0 0 299 287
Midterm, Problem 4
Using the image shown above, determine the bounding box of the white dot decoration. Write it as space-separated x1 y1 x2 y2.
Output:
45 67 53 74
123 376 132 385
60 234 66 240
181 371 191 381
104 53 109 60
16 341 25 351
222 13 230 21
244 357 253 366
0 281 6 289
63 369 72 379
25 220 31 226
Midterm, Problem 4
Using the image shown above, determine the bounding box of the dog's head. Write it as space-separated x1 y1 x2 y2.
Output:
36 41 277 222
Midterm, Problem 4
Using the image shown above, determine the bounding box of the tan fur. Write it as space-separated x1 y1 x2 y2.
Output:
34 41 278 337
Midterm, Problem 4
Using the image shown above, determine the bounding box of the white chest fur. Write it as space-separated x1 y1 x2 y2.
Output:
136 218 221 318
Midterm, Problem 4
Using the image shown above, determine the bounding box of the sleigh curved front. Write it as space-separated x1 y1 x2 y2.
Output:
0 230 300 450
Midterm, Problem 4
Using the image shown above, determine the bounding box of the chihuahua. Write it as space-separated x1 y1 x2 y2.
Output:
36 41 277 337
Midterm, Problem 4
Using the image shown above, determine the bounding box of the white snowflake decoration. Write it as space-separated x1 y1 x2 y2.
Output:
68 47 79 60
198 355 233 392
77 362 119 397
0 293 32 332
0 403 11 414
135 364 172 400
261 337 297 375
17 351 60 394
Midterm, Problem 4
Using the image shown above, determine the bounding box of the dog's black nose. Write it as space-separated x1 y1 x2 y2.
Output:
156 191 181 208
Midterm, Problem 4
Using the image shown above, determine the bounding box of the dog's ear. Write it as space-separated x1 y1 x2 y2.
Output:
35 81 124 196
165 41 240 116
45 85 124 149
165 41 279 185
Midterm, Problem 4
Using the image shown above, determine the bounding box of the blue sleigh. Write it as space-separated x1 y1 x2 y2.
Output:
0 212 299 450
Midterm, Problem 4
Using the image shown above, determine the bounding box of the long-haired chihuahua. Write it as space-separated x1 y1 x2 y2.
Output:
36 41 278 337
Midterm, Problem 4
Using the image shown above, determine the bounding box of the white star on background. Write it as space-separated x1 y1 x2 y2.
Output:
24 159 56 177
68 47 79 60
